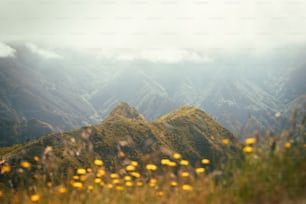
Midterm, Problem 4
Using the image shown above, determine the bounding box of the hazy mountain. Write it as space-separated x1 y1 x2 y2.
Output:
1 103 240 170
0 42 305 146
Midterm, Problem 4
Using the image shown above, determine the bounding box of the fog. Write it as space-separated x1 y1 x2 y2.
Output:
0 0 306 53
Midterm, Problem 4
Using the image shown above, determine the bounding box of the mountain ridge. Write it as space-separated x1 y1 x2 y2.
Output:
0 103 241 171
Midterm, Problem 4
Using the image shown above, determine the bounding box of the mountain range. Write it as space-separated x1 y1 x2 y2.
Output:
0 103 241 171
0 42 305 146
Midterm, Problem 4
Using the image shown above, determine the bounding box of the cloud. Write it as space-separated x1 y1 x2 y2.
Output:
0 42 16 58
25 43 61 59
99 49 214 64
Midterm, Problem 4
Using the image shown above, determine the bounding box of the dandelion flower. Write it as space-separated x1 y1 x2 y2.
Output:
222 139 230 145
195 167 205 173
47 182 52 187
33 156 40 162
130 161 138 167
73 175 79 180
125 181 133 187
201 159 210 165
245 137 256 145
21 161 31 169
107 184 113 189
126 165 136 171
124 176 132 181
170 181 178 187
80 175 87 182
96 169 105 177
243 146 253 153
130 172 140 178
87 168 92 173
173 153 181 159
110 173 119 179
87 185 94 191
30 194 40 202
72 182 83 188
157 191 164 196
180 160 189 166
180 172 190 177
182 184 193 191
168 162 177 167
136 181 143 187
146 164 157 171
116 186 124 191
94 178 102 184
58 187 67 194
284 142 291 149
112 179 120 184
161 159 170 165
77 168 86 175
94 159 104 166
2 165 11 173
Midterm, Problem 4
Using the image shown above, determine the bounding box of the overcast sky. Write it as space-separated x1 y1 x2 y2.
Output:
0 0 306 52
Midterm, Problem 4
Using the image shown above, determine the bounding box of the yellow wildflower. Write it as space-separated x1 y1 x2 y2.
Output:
243 146 253 153
87 185 94 191
136 181 143 187
161 159 170 165
21 161 31 169
94 178 102 184
58 186 67 194
73 175 79 180
112 179 120 184
157 191 164 196
201 159 210 165
80 175 87 182
125 181 133 187
285 142 291 149
182 184 193 191
146 164 157 171
116 186 124 191
195 167 205 173
245 137 256 145
170 181 178 187
110 173 119 179
96 169 105 177
173 153 181 159
2 165 11 173
77 168 86 175
130 172 140 178
94 159 104 166
181 172 190 177
168 161 177 167
222 138 230 145
72 182 83 188
33 156 40 162
30 194 40 202
124 176 132 181
107 184 113 189
126 165 136 171
180 160 189 166
131 161 138 167
87 168 92 173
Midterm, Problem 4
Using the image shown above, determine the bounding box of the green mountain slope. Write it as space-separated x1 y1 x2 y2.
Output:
0 103 241 172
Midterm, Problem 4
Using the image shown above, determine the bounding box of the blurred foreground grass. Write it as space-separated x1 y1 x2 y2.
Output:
0 126 305 204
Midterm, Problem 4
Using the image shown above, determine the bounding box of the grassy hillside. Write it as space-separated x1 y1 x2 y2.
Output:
0 103 305 203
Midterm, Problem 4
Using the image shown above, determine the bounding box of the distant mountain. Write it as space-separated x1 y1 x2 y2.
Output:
0 103 241 170
0 42 305 146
